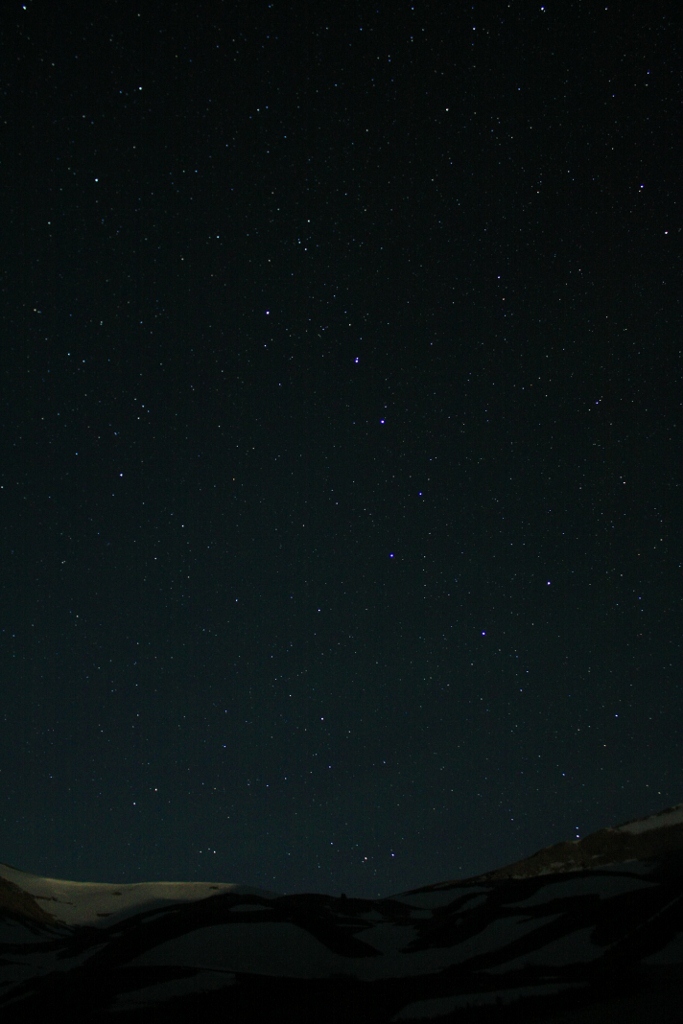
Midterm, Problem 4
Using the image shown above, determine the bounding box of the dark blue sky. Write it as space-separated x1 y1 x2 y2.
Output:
1 0 681 897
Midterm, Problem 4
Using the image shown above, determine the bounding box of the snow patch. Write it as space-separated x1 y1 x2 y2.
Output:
617 803 683 835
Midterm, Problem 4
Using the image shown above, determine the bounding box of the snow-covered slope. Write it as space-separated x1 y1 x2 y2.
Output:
0 862 278 928
467 800 683 882
2 803 683 1022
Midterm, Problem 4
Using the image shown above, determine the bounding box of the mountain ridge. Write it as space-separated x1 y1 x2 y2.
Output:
2 800 682 1022
468 801 683 884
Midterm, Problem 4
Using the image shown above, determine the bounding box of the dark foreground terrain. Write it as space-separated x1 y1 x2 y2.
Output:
2 804 683 1022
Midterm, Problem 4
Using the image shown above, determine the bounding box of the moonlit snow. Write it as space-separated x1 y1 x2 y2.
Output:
2 803 683 1021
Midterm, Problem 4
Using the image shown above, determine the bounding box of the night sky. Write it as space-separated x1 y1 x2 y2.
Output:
1 1 681 899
